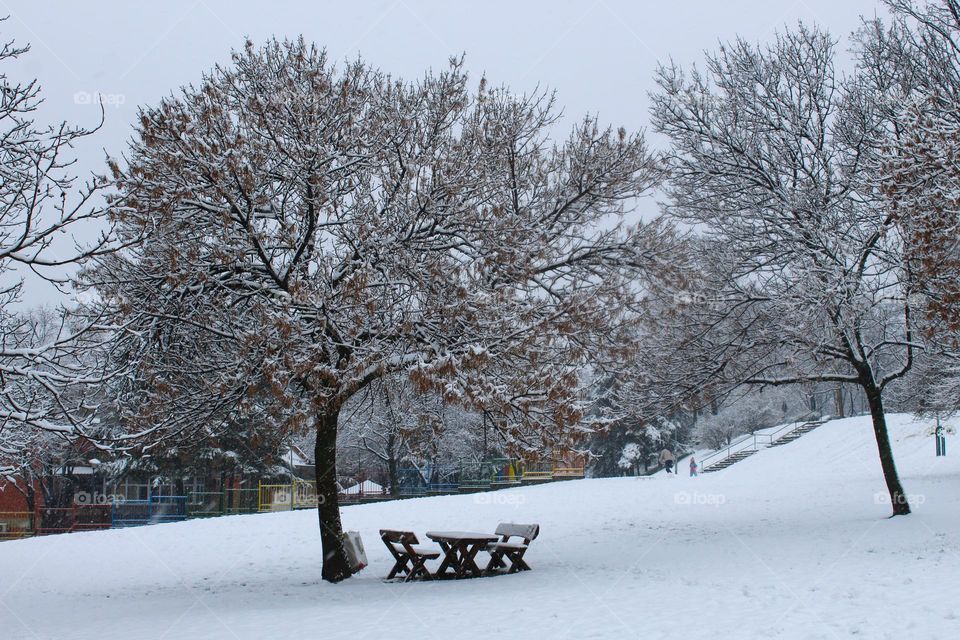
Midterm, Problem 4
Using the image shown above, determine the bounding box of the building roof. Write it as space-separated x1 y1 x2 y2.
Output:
342 479 384 495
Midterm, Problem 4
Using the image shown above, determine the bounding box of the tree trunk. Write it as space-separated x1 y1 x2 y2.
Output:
24 480 36 531
386 430 400 497
19 479 34 511
862 379 910 516
834 386 845 418
387 457 399 498
314 410 354 583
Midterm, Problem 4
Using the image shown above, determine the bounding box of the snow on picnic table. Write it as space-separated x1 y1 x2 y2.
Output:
1 414 958 639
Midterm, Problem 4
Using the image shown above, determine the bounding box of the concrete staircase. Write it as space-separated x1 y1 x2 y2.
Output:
700 418 827 474
700 448 759 473
767 419 825 447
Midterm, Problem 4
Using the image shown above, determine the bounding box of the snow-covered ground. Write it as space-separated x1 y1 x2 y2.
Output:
1 414 958 640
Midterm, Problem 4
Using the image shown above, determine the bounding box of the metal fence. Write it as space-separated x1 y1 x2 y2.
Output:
0 460 585 541
1 505 114 538
112 496 188 527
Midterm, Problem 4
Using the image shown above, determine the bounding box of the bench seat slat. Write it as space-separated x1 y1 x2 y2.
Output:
488 541 528 551
391 543 440 558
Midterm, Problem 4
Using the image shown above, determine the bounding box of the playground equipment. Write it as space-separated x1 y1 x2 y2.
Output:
187 487 259 516
459 461 494 491
0 512 31 540
258 479 319 512
521 462 554 482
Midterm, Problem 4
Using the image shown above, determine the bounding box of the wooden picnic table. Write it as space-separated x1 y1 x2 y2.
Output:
425 531 499 578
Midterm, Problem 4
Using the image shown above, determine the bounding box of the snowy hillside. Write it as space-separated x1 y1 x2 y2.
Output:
1 414 958 640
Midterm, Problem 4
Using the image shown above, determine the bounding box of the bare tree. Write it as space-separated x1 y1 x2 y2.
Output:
0 24 114 477
649 25 919 515
337 376 475 496
81 39 679 581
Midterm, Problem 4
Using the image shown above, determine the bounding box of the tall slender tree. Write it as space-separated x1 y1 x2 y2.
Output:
649 25 919 515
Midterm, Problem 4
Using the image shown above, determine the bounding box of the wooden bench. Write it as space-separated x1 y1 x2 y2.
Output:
380 529 440 581
485 523 540 573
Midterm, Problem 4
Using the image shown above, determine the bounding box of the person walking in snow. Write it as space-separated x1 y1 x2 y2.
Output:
689 457 698 477
659 448 675 474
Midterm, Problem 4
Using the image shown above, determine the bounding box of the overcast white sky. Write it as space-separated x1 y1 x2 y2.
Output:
1 0 884 305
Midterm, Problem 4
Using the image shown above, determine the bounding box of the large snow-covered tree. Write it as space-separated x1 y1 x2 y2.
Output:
81 39 679 581
648 25 920 515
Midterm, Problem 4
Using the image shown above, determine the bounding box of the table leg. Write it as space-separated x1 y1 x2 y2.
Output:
455 547 468 576
461 543 485 577
435 541 455 577
433 540 492 578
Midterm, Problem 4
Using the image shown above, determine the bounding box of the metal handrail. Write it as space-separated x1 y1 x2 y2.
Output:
698 417 825 472
754 419 809 446
698 432 758 470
